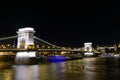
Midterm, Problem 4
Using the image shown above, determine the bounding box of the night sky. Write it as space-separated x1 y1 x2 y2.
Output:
0 1 119 47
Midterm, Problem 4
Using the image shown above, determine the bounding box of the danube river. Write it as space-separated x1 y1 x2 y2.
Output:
0 57 120 80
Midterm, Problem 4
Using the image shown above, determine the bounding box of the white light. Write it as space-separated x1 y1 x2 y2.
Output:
19 27 34 32
16 52 36 58
28 52 36 57
16 52 29 58
84 52 93 56
114 54 119 57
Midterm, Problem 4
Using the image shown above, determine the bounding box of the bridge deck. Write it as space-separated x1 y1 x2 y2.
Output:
0 48 81 52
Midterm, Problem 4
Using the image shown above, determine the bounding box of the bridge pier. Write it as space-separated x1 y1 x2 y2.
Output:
15 51 37 64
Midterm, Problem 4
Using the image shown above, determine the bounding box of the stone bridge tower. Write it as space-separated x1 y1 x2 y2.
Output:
84 42 92 52
17 27 35 49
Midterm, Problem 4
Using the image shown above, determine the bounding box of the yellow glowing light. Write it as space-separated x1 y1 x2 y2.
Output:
61 51 66 54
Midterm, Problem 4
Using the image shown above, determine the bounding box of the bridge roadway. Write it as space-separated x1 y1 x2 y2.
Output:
0 48 81 52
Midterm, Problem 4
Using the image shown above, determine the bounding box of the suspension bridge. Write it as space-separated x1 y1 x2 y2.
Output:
0 27 81 53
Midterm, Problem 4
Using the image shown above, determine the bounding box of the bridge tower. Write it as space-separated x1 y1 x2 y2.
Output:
84 42 94 56
15 27 36 64
84 42 92 52
17 27 35 49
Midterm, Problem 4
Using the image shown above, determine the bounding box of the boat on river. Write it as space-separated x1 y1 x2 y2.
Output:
48 55 66 62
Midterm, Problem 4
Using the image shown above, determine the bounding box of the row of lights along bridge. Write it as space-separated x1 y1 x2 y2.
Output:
0 27 118 55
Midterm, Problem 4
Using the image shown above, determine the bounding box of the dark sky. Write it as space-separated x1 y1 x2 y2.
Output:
0 1 119 47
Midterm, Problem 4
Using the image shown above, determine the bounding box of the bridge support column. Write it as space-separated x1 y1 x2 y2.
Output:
15 27 37 64
15 51 37 64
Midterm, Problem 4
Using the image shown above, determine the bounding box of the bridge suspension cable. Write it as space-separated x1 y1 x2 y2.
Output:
34 36 60 48
0 35 18 41
0 35 61 48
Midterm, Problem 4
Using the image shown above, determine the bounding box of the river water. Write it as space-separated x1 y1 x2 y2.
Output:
0 57 120 80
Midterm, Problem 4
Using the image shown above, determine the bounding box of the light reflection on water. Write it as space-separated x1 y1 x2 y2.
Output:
13 65 39 80
0 62 14 80
1 57 120 80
